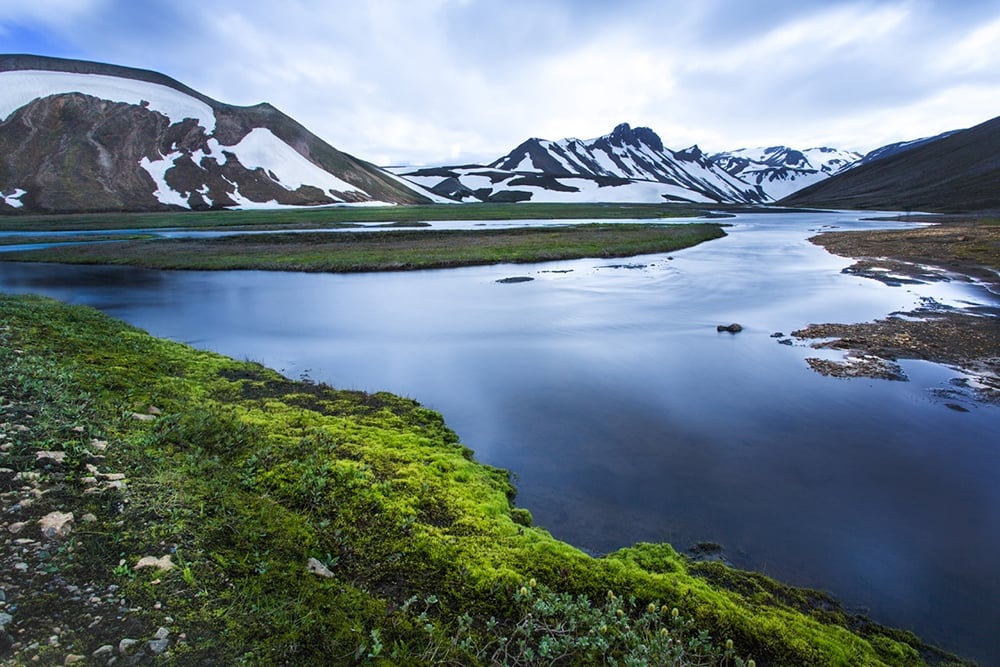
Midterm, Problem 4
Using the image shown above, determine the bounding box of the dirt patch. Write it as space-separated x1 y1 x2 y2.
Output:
794 307 1000 401
811 218 1000 291
798 218 1000 402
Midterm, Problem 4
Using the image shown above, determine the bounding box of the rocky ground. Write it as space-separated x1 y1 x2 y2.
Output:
0 332 182 665
794 217 1000 402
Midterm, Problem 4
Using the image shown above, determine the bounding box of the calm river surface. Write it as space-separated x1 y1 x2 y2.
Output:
1 211 998 663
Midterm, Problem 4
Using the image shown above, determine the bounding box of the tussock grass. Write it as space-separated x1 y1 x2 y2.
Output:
0 223 727 272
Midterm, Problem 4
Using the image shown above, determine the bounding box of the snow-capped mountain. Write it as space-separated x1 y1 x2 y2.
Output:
0 54 430 213
392 123 765 205
710 146 861 201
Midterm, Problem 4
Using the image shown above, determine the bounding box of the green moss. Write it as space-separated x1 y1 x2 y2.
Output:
0 293 975 665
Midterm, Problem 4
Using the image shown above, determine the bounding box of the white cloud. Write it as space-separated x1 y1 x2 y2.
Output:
1 0 998 163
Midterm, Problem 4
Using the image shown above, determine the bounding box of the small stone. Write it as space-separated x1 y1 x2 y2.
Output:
101 473 126 481
8 522 26 534
92 645 114 658
147 638 169 655
39 511 74 539
64 655 85 665
81 513 98 524
72 425 85 433
770 332 784 338
0 588 6 602
153 627 169 640
305 557 335 578
35 451 66 464
134 555 174 571
0 612 12 629
118 638 139 655
90 439 109 451
147 406 162 415
13 562 27 573
716 323 743 333
130 413 155 422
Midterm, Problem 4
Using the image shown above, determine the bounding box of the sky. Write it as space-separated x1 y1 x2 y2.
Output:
1 0 999 165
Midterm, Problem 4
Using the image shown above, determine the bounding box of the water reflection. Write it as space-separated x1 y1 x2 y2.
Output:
0 211 997 663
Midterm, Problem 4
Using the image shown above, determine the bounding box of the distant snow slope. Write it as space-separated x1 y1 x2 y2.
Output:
393 123 764 205
710 146 861 201
0 70 217 131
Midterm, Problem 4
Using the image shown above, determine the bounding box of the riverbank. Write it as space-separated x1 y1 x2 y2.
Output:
0 202 716 232
797 217 999 401
0 223 726 272
0 294 972 665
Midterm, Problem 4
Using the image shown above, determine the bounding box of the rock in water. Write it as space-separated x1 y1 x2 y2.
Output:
717 323 743 333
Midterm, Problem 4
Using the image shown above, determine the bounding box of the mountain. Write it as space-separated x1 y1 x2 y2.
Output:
391 123 765 205
710 146 861 201
779 115 1000 212
0 54 430 214
844 129 961 170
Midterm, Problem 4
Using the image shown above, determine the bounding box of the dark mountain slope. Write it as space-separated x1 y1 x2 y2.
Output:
779 115 1000 212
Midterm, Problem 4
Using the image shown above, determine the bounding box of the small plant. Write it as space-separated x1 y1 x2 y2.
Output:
380 580 751 666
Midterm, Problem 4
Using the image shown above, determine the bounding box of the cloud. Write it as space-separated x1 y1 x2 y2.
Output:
1 0 998 163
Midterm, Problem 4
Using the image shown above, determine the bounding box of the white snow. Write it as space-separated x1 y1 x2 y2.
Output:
226 128 363 195
138 128 378 208
2 188 27 209
139 153 190 207
520 178 713 204
0 70 217 131
512 154 538 172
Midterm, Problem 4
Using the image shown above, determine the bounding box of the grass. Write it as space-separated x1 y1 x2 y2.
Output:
0 223 728 272
0 293 974 665
0 202 715 232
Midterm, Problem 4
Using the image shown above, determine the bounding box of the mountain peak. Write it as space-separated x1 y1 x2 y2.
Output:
609 123 664 152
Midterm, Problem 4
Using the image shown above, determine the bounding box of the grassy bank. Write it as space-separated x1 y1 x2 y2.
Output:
0 294 972 665
0 203 714 232
0 223 727 272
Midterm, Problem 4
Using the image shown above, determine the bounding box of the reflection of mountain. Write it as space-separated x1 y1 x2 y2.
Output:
0 54 429 214
780 115 1000 212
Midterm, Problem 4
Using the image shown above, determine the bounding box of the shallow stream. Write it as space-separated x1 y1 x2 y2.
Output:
1 211 997 663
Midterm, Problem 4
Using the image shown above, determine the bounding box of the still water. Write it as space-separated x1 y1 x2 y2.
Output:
1 211 998 663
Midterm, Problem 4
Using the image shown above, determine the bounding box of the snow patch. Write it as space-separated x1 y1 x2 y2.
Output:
226 128 362 195
0 70 217 131
139 154 189 207
2 188 27 209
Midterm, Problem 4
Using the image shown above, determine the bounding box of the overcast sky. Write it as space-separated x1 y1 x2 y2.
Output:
2 0 999 165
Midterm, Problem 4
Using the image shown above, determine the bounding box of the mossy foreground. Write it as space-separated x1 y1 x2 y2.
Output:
0 295 973 665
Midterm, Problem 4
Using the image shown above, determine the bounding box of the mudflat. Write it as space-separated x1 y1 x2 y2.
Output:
796 217 1000 401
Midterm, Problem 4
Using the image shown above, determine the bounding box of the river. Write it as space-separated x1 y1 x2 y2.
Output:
1 211 997 663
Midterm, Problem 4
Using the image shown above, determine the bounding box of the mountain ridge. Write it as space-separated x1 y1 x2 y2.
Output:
779 114 1000 212
0 54 431 213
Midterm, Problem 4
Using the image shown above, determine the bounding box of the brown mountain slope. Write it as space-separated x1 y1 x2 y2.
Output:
0 54 430 213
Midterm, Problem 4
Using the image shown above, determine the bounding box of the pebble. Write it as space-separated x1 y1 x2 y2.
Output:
8 522 26 534
64 655 85 665
153 627 170 640
0 612 12 629
147 638 169 655
118 638 139 655
92 644 114 658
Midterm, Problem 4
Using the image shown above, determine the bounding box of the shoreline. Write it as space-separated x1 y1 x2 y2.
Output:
0 293 973 665
798 217 1000 402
